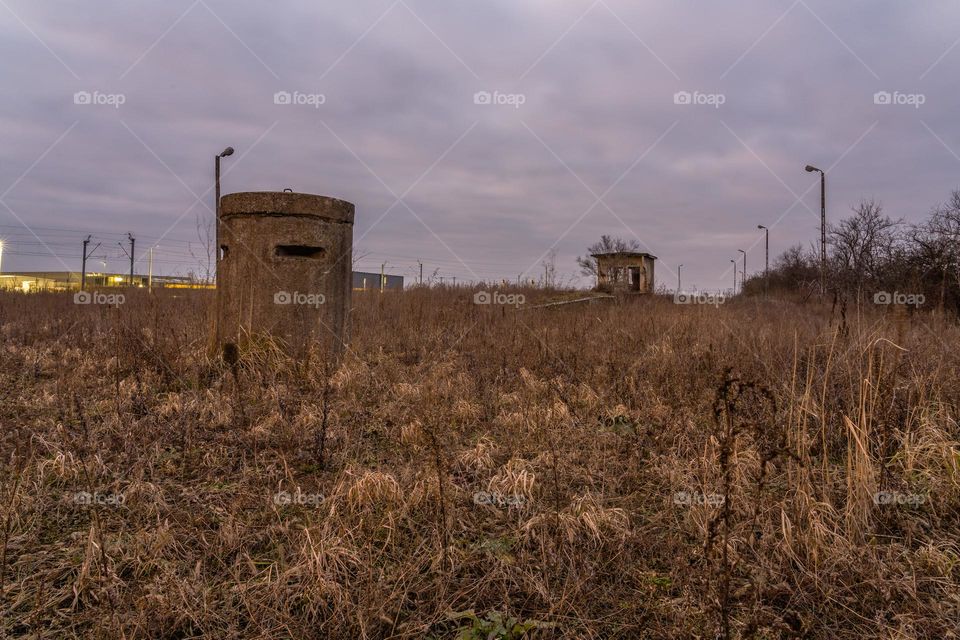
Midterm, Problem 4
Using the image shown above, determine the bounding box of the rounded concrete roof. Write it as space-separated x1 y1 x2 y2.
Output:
220 192 354 223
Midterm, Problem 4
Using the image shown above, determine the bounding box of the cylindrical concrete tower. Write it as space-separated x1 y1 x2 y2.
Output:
215 191 354 359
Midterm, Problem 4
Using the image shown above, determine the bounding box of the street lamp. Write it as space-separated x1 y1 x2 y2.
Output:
677 264 683 292
730 259 737 294
215 147 235 264
805 164 826 297
758 225 769 295
757 225 769 277
738 249 746 292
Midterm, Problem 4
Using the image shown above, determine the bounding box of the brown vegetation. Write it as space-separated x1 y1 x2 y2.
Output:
0 288 958 638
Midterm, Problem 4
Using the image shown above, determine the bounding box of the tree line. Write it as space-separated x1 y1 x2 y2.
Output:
745 188 960 313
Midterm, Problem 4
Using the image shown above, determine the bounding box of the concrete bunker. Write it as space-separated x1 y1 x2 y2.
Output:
215 191 354 358
592 251 656 294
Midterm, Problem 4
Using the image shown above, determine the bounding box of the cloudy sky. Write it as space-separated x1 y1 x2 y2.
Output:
1 0 959 290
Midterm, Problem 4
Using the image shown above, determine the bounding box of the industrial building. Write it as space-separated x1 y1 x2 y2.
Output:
0 270 404 292
353 271 403 291
0 271 200 292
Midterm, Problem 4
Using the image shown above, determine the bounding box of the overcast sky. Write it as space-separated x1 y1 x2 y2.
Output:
2 0 959 289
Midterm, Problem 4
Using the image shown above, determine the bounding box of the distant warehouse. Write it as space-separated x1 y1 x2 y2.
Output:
0 270 404 292
353 271 403 291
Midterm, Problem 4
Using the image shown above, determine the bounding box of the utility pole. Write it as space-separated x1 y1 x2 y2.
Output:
380 262 385 293
738 249 746 292
418 260 423 286
215 147 234 266
128 233 135 286
81 236 91 290
758 225 769 296
806 164 826 298
148 247 154 293
678 264 682 292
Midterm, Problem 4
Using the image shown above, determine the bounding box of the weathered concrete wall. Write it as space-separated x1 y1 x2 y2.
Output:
215 191 354 359
596 255 655 293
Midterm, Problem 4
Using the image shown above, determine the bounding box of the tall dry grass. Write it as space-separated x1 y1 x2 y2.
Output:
0 288 957 638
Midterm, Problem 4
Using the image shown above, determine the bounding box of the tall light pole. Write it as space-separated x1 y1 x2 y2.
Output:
738 249 746 292
677 264 683 292
0 240 4 274
127 233 135 285
758 225 769 296
805 164 826 297
730 259 737 294
215 147 235 266
757 225 769 277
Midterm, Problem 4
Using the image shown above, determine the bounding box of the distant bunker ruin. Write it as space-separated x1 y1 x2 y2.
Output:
216 191 354 358
592 251 656 294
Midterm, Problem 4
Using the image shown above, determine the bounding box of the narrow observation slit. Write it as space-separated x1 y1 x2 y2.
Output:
275 245 325 259
219 245 229 260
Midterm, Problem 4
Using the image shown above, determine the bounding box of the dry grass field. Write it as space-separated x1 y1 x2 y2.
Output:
0 288 958 639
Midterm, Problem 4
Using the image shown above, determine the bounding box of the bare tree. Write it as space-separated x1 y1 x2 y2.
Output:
576 235 642 280
189 213 216 284
541 248 557 288
828 199 903 298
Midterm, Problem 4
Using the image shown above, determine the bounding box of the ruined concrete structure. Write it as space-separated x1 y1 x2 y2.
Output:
215 191 354 358
592 251 656 294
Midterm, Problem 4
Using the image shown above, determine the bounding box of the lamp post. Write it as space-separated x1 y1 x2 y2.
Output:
758 224 769 296
757 225 768 277
215 147 235 265
730 259 737 295
677 264 683 292
805 164 826 297
738 249 746 292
